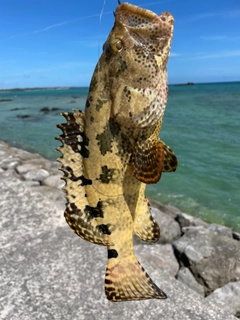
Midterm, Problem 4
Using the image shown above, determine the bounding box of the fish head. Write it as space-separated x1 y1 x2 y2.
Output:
102 2 174 129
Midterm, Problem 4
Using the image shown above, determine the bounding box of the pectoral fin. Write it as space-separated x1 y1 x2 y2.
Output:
132 139 164 184
162 141 178 172
132 139 178 184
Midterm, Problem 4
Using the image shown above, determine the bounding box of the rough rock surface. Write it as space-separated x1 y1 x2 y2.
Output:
0 173 237 320
151 207 181 244
176 212 209 230
176 267 205 297
173 227 240 295
206 281 240 318
1 140 240 319
135 242 179 277
208 223 233 239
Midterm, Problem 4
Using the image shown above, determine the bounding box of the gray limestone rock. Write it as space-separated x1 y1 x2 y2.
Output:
208 223 233 239
43 174 64 188
151 207 181 244
206 281 240 318
23 168 50 181
24 157 53 171
149 199 181 219
176 267 205 296
16 163 41 174
23 180 41 187
32 185 66 209
173 227 240 295
176 212 209 231
0 172 237 320
0 156 22 170
135 242 179 277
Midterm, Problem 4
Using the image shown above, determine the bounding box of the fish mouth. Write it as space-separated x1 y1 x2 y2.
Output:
115 2 174 61
115 2 174 28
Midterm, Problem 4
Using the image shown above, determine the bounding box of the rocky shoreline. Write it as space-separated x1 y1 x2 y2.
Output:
0 140 239 319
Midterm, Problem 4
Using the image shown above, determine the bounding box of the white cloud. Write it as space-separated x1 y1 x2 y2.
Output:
186 12 217 22
170 52 181 57
201 36 226 41
223 10 240 19
186 9 240 23
201 35 240 42
191 50 240 60
3 12 112 40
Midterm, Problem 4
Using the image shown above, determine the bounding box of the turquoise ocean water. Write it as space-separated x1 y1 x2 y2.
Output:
0 82 239 232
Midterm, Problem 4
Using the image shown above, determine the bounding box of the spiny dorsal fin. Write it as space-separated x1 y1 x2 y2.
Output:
105 257 167 301
132 139 164 184
56 110 112 246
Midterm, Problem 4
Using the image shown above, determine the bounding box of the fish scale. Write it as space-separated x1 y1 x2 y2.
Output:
56 2 178 302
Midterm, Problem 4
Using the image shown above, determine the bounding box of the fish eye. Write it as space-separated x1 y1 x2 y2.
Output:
112 40 123 52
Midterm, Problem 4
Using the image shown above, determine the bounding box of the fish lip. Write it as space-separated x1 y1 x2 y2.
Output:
117 2 157 20
116 2 174 25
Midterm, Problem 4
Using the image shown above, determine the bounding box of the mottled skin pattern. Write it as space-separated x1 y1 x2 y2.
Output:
56 3 178 302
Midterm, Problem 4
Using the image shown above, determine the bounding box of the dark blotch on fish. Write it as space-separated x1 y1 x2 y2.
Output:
108 249 118 259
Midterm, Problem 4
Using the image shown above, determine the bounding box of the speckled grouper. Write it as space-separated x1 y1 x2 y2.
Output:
56 2 178 302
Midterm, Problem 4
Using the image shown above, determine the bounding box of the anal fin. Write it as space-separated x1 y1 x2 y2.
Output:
134 197 160 243
105 257 167 302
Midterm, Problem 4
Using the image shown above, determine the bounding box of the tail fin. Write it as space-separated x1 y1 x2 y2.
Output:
105 258 167 302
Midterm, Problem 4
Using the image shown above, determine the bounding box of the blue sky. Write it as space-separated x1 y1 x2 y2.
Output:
1 0 240 89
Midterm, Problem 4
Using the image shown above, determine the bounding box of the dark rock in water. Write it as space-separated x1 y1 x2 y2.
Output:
40 107 50 113
70 100 76 103
175 82 195 86
0 98 12 102
40 107 61 113
10 107 27 111
17 114 31 119
173 227 240 295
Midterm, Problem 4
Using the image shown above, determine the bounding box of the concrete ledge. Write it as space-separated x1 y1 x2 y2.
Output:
0 173 237 320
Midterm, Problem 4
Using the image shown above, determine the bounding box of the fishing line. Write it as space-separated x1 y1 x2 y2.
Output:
97 0 107 80
99 0 107 23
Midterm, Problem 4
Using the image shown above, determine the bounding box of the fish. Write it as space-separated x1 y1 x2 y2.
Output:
56 2 178 302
